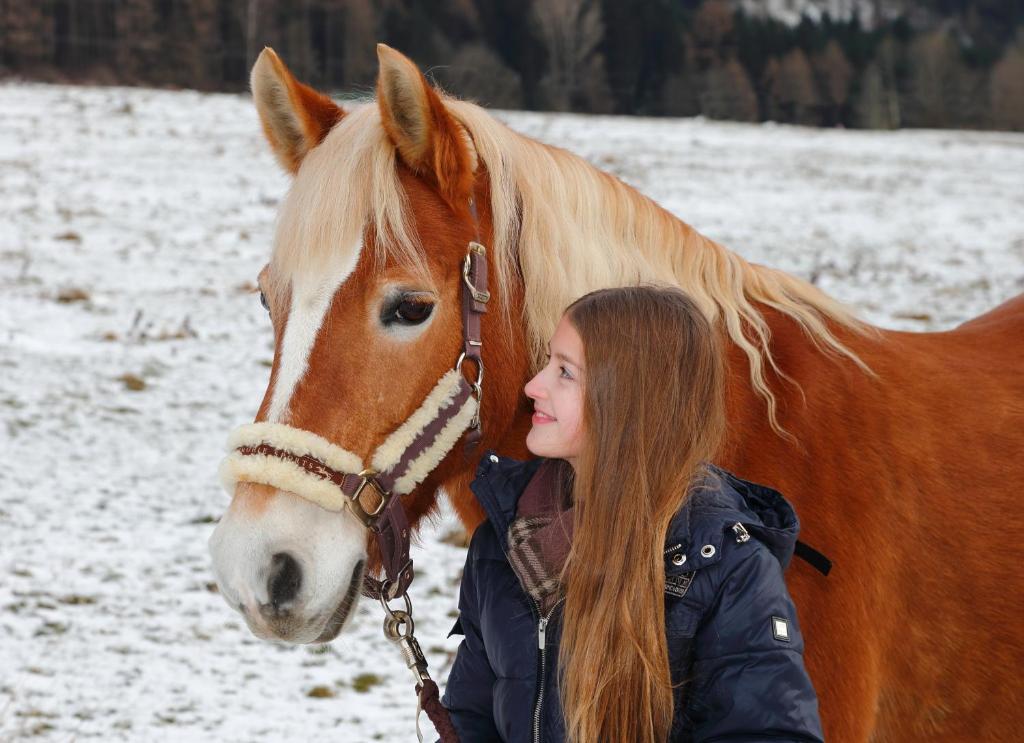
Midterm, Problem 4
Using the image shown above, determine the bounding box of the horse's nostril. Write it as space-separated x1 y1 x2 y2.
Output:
267 552 302 609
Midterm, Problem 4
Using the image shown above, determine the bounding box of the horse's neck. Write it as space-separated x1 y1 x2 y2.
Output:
717 306 875 484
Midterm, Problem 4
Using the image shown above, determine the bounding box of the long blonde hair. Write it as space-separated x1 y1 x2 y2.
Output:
558 286 727 743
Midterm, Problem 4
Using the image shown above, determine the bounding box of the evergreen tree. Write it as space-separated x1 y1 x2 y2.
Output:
599 0 682 114
661 32 701 117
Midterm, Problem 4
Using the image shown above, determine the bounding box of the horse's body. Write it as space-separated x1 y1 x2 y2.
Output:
209 45 1024 741
718 296 1024 741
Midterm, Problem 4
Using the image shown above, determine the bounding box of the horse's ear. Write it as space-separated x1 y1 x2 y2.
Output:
376 44 477 207
251 47 345 175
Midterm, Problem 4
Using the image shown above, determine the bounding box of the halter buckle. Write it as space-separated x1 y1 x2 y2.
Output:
347 468 392 527
462 243 491 304
455 353 484 429
455 352 484 388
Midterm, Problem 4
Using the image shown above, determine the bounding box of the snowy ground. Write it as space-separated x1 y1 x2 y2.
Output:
0 82 1021 742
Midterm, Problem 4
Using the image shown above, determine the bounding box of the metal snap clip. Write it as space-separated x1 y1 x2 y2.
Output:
672 553 686 566
700 544 716 558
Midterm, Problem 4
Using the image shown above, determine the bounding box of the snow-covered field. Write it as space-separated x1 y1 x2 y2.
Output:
1 81 1022 742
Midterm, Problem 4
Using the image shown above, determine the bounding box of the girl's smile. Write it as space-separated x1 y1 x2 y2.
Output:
531 410 556 424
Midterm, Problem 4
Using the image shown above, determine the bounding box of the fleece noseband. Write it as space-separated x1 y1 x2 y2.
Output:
219 364 481 599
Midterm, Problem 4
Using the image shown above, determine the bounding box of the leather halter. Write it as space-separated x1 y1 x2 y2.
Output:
219 199 488 741
221 198 489 602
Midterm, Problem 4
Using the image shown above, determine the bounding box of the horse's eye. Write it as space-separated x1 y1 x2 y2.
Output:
395 299 433 325
259 290 270 313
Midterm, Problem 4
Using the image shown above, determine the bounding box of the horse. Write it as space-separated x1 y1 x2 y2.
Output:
208 44 1024 741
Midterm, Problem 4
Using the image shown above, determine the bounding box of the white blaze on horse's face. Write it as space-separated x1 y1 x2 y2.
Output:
267 251 360 424
209 246 367 644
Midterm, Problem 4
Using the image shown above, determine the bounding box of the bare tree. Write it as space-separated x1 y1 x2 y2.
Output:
702 58 758 122
692 0 734 68
905 28 966 128
814 39 853 126
436 42 524 109
340 0 377 88
1 0 53 75
533 0 606 111
767 48 821 126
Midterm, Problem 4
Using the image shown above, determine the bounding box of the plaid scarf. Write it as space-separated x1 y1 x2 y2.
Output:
506 460 574 615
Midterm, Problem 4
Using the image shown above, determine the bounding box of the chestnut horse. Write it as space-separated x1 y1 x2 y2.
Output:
209 44 1024 741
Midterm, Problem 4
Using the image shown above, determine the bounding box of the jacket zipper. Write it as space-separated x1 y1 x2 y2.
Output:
533 596 565 743
477 464 567 743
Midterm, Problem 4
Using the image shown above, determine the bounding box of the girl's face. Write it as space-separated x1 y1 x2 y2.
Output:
524 315 585 466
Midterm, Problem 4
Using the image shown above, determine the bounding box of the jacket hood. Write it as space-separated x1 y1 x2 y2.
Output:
471 453 800 571
687 464 801 569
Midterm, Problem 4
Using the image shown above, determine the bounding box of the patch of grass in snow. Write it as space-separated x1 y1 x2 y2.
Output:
103 405 141 415
306 685 335 699
5 418 37 436
58 594 96 606
2 707 59 740
54 287 89 303
351 673 384 693
19 721 55 738
33 621 69 637
306 644 336 656
118 373 146 391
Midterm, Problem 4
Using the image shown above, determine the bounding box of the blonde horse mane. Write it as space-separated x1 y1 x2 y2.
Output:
271 98 871 432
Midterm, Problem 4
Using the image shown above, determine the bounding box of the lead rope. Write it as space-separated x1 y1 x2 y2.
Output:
419 679 459 742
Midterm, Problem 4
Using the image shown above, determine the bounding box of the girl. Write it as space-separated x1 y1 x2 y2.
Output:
442 286 823 742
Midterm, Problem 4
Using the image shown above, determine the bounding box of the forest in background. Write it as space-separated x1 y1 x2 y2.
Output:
2 0 1023 130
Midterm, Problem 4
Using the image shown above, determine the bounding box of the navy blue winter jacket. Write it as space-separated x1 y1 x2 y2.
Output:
441 453 824 742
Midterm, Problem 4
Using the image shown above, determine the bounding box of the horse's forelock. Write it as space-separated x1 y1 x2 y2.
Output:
269 104 427 297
